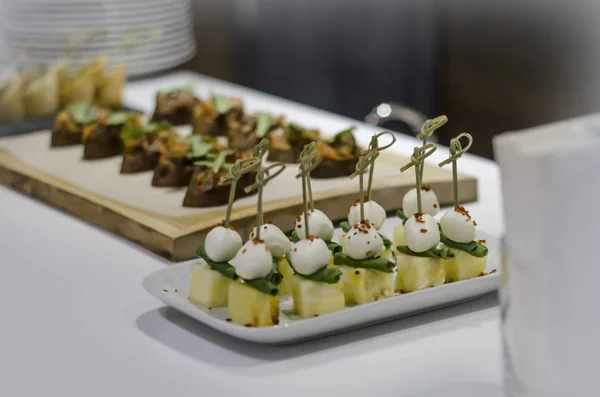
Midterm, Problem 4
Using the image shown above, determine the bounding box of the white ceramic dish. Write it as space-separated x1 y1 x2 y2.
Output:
143 232 499 344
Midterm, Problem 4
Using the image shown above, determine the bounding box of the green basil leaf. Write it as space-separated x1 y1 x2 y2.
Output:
285 252 341 284
107 112 128 125
211 95 232 114
333 252 395 273
330 126 356 145
396 209 408 224
254 112 273 138
440 232 488 258
67 103 92 124
196 245 238 280
245 278 279 296
291 231 301 243
186 135 213 159
143 121 171 134
340 221 351 233
380 234 392 250
396 245 455 259
327 241 343 254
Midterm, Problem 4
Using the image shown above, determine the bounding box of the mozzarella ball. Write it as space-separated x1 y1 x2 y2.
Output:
347 200 387 230
230 239 273 280
402 187 440 217
343 222 385 260
404 213 440 253
204 226 243 262
295 209 334 241
249 223 291 257
440 208 476 243
289 237 332 276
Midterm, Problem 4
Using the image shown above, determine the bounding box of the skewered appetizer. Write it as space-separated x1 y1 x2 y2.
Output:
394 116 447 246
335 135 397 304
183 149 256 207
312 127 361 179
51 103 103 147
191 95 244 136
151 86 197 125
395 143 450 292
189 157 260 308
82 111 139 159
286 145 344 316
267 122 319 163
0 74 26 122
394 184 440 246
120 121 177 173
228 160 287 327
437 133 488 282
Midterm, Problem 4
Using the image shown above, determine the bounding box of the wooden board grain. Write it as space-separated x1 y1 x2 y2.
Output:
0 130 477 261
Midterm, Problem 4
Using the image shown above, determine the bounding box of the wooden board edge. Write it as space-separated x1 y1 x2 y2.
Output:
0 164 178 260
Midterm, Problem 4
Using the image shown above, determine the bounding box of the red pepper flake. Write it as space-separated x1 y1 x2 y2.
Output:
314 314 319 317
226 318 232 322
455 205 471 220
296 214 302 222
265 245 269 252
367 241 371 244
478 239 486 244
490 269 497 274
374 234 378 238
473 220 478 226
242 248 247 254
266 220 273 224
420 229 427 233
162 289 169 293
353 232 358 236
264 225 268 229
421 184 431 191
250 231 255 238
433 204 438 208
297 224 302 228
252 238 264 244
244 324 252 327
354 270 360 275
293 248 297 252
415 213 425 223
208 308 212 310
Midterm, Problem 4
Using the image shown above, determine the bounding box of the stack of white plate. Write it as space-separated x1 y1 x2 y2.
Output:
0 0 196 77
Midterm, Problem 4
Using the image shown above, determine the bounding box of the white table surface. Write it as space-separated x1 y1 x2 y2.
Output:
0 72 505 397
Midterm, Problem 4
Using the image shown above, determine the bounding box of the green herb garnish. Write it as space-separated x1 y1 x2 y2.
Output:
285 253 341 284
245 278 279 296
210 149 236 173
330 126 356 145
396 209 408 224
327 241 343 254
333 252 395 273
340 221 351 233
186 135 214 159
269 257 283 285
396 245 455 259
254 112 273 138
143 121 171 134
211 95 232 114
440 233 488 258
106 112 128 126
67 103 94 124
289 122 320 142
196 245 238 280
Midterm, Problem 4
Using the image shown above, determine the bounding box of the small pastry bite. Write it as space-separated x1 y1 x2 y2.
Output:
151 85 197 125
396 143 450 293
189 158 260 309
151 137 194 187
61 55 107 107
334 139 396 305
312 127 361 179
228 159 286 327
0 74 26 122
191 95 244 136
82 111 138 159
267 122 319 163
97 64 125 108
120 121 177 173
437 133 488 282
23 62 62 118
50 103 103 147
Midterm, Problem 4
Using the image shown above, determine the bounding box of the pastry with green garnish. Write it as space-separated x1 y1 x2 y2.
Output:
191 95 244 136
50 103 103 147
82 110 140 159
120 121 177 174
151 85 197 125
267 121 320 164
151 136 195 187
437 133 488 281
188 157 260 308
312 126 361 179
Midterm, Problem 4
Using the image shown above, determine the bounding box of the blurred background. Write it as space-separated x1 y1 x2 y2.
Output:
2 0 599 159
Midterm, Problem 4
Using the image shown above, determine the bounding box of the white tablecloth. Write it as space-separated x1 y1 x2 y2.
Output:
0 72 505 397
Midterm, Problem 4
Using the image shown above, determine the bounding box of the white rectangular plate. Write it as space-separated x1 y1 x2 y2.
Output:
143 231 499 344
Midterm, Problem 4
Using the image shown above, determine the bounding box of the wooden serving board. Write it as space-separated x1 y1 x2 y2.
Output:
0 128 477 261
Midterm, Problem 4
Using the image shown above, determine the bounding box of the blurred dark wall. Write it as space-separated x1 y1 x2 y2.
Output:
183 0 600 159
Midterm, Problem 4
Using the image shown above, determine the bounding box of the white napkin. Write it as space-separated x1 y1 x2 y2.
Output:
493 114 600 396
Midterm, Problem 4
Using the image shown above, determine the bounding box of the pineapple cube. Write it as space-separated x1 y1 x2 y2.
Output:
188 262 234 308
340 267 394 305
277 256 294 295
292 275 345 318
393 223 406 247
441 247 487 282
395 254 446 293
228 281 279 327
